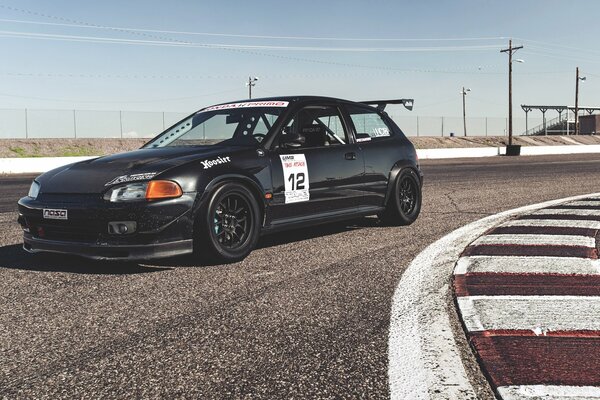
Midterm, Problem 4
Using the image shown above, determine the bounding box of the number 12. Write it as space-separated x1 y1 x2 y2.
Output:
288 172 305 190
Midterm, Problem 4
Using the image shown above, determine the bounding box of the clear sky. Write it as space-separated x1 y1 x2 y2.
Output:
0 0 599 119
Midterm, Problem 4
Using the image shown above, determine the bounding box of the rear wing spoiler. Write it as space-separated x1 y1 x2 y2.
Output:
359 99 414 112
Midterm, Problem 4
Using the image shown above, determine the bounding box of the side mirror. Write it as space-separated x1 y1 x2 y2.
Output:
280 128 305 148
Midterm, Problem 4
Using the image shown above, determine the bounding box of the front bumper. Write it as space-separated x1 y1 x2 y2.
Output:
18 192 198 261
22 234 193 261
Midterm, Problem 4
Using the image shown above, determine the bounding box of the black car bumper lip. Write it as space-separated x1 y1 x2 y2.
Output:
23 234 193 261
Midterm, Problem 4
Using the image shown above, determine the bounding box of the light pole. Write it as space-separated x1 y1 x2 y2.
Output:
500 40 524 148
461 87 471 137
575 67 586 135
246 76 259 99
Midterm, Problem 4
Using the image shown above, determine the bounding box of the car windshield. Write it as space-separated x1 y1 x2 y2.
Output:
144 101 289 148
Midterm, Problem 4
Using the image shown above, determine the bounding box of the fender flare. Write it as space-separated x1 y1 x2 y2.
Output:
191 173 267 224
383 162 422 207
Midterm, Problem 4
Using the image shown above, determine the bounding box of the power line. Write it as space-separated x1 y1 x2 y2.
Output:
515 37 600 57
0 87 242 103
0 30 505 52
521 50 600 65
0 17 509 43
0 4 510 73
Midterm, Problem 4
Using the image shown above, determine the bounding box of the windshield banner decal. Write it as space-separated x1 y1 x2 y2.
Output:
202 101 289 112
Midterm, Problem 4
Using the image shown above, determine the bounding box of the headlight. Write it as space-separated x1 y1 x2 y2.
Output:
28 181 40 199
104 180 183 202
104 182 148 202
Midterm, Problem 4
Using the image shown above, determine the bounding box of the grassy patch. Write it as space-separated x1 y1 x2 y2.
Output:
8 146 43 157
9 146 27 157
58 146 99 157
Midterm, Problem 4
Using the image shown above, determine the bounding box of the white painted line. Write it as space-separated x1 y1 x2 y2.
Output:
520 144 600 156
457 295 600 332
498 384 600 400
472 234 595 248
564 200 600 207
388 191 600 399
501 218 600 229
533 208 600 217
416 147 501 160
454 256 600 275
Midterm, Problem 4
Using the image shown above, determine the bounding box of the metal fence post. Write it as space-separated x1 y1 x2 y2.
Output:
73 109 77 138
162 112 166 130
416 116 419 137
119 111 123 138
441 117 444 137
24 108 28 139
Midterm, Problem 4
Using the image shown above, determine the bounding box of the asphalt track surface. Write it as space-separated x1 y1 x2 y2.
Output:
2 154 600 399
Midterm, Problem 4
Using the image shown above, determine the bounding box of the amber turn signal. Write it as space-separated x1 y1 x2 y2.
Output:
145 180 183 200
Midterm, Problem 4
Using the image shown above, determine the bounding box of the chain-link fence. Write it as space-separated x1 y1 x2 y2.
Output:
0 108 542 139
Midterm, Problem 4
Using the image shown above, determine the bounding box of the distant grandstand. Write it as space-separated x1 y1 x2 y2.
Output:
521 105 600 135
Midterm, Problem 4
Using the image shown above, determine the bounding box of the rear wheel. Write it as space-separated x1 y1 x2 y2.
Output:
380 168 421 226
195 183 261 263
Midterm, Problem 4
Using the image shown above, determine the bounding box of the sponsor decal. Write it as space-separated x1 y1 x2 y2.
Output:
202 101 289 112
105 172 158 186
280 154 310 204
43 208 68 220
201 156 231 169
372 127 390 137
356 137 372 143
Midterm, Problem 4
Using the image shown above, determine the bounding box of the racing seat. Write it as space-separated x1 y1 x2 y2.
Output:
300 124 326 147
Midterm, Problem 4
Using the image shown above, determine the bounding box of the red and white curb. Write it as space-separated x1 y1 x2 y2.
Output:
454 199 600 399
389 193 600 400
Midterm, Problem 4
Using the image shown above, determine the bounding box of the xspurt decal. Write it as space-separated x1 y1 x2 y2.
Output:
105 172 158 186
280 154 310 204
201 156 231 169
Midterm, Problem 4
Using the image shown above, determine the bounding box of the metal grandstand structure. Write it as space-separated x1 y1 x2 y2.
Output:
521 105 600 135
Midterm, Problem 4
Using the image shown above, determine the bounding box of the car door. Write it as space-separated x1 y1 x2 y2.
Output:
344 104 406 208
267 104 365 224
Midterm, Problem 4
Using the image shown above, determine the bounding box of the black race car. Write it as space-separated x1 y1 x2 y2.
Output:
18 96 422 262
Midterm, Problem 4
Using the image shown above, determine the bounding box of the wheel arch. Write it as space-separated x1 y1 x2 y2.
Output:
192 173 267 228
383 162 422 207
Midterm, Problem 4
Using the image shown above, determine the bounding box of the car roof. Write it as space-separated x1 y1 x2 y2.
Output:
202 96 373 110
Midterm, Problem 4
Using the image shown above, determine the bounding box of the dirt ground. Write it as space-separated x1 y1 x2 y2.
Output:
1 136 600 157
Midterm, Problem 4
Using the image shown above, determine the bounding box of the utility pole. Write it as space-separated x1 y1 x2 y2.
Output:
501 40 523 146
574 67 586 135
246 76 258 99
461 87 471 137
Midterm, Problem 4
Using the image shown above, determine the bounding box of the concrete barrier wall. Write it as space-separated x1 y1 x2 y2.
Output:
0 156 95 174
2 145 600 174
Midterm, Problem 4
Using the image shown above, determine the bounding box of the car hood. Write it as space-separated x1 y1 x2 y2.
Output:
37 145 241 194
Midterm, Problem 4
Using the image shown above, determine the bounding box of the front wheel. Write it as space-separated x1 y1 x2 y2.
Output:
380 168 422 226
195 183 261 263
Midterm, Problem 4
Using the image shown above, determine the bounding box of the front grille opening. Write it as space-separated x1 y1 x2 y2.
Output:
27 217 102 243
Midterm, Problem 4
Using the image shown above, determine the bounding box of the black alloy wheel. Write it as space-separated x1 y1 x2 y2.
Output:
380 168 422 226
398 174 417 215
213 194 251 249
196 183 261 263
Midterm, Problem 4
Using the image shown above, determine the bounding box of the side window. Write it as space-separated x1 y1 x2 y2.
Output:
280 106 349 149
254 113 279 135
347 106 393 142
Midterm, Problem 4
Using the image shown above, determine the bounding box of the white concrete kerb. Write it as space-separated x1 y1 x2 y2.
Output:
4 143 600 174
388 191 600 400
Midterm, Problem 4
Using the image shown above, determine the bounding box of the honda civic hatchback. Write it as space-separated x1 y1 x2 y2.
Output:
18 96 422 263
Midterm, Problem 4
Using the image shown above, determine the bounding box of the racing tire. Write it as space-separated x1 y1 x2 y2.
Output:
194 183 261 263
380 168 422 226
